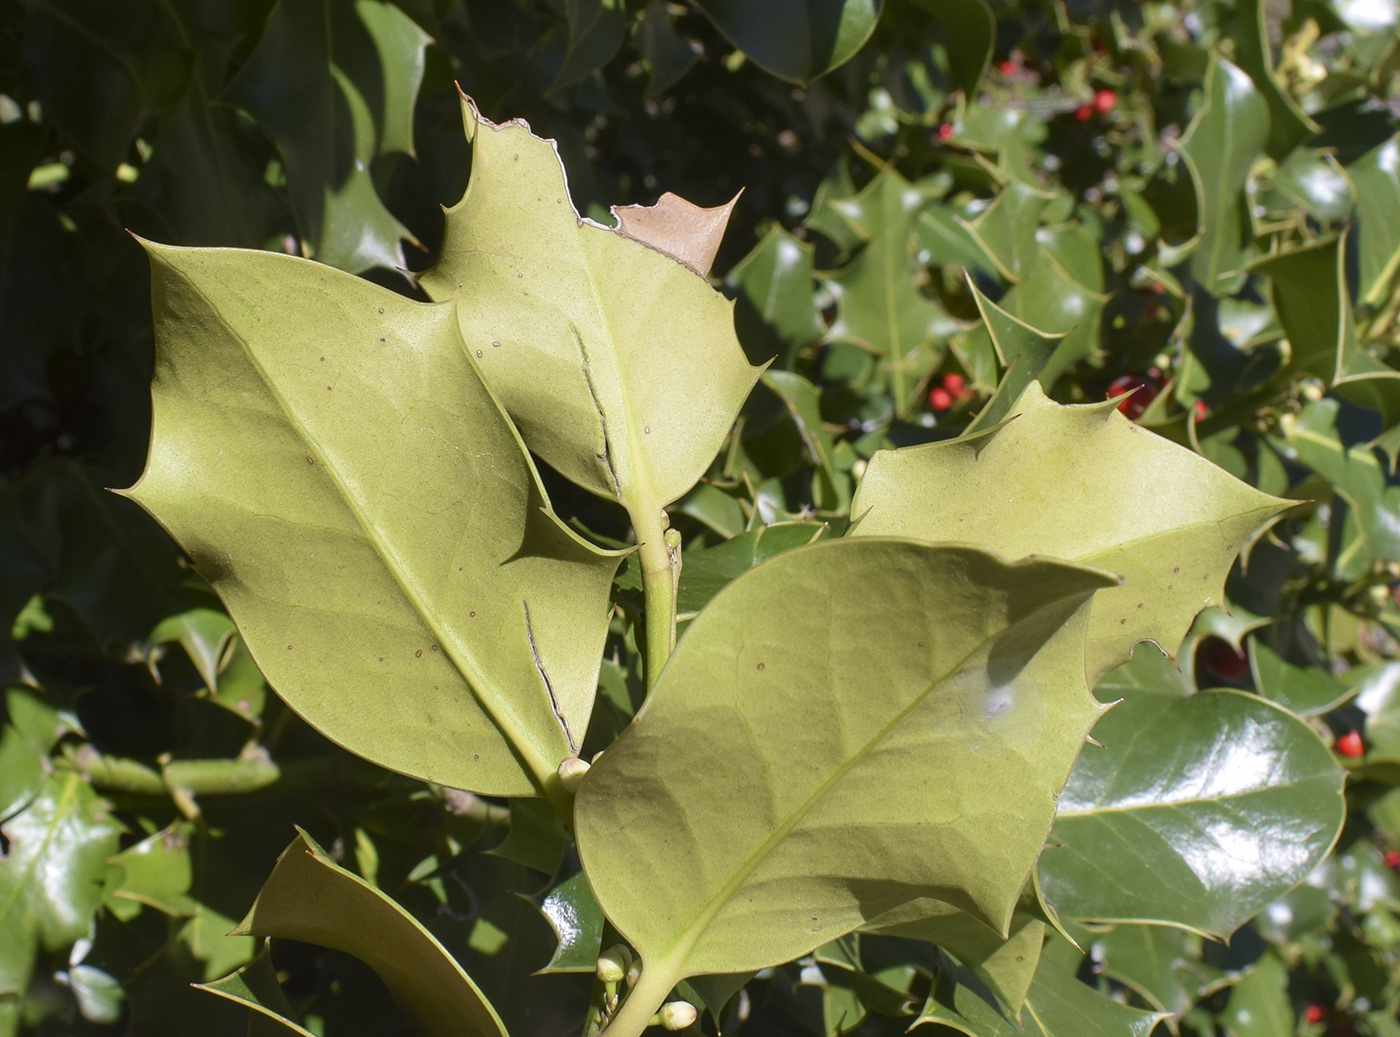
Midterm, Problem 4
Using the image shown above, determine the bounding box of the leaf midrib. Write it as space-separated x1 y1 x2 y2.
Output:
656 587 1094 971
210 293 556 790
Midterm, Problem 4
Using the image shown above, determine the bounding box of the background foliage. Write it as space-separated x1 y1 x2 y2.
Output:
5 0 1400 1034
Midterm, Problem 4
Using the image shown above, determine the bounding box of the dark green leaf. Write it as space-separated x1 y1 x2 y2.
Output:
535 871 604 973
232 830 508 1037
1038 689 1345 936
693 0 883 84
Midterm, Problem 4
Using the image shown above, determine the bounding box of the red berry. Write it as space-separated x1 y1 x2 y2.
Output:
1193 399 1208 421
1337 730 1365 758
1074 104 1093 122
998 60 1017 75
1106 375 1157 420
1303 1004 1326 1024
1199 637 1248 680
1385 850 1400 869
929 387 954 411
936 122 954 141
942 372 966 395
1093 88 1117 114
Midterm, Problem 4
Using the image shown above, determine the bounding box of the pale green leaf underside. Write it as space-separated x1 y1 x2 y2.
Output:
127 243 620 798
850 381 1289 681
576 538 1114 980
421 95 761 511
230 831 507 1037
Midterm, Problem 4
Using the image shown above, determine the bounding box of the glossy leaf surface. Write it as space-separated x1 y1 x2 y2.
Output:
198 943 314 1036
1038 689 1345 936
692 0 882 84
1181 57 1269 295
0 773 121 1000
576 538 1114 981
851 381 1287 680
1350 136 1400 305
421 97 761 513
233 830 507 1037
225 0 428 272
127 243 620 798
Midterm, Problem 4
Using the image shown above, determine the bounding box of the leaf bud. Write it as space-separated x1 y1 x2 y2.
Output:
596 944 630 984
659 1001 698 1030
557 756 590 794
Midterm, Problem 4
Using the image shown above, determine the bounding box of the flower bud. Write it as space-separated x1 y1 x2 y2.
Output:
596 944 630 984
626 958 642 986
557 756 590 794
659 1001 698 1030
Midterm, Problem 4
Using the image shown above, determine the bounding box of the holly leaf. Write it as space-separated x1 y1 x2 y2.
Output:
676 521 828 618
1038 689 1345 937
420 96 762 528
0 773 121 1002
229 829 508 1037
1349 136 1400 306
825 167 946 413
576 539 1115 992
728 225 825 369
103 821 198 917
850 381 1289 681
962 278 1064 434
225 0 430 273
198 942 314 1036
914 936 1166 1036
126 243 621 800
1231 0 1319 159
691 0 883 84
534 871 605 973
1181 57 1269 296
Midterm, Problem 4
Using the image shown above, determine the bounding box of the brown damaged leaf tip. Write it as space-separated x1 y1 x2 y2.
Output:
611 190 742 278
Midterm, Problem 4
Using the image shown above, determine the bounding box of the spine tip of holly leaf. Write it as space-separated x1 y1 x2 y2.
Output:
658 1001 697 1030
557 756 590 794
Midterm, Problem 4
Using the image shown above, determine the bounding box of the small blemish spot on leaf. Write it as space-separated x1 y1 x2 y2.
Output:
379 337 386 344
1137 602 1144 609
757 662 765 670
470 611 476 618
431 645 439 651
1120 618 1126 624
492 340 500 347
377 306 384 314
379 657 384 662
516 272 523 278
320 356 325 361
287 644 293 650
644 426 651 434
306 455 314 465
476 349 483 357
1173 566 1181 573
415 649 423 658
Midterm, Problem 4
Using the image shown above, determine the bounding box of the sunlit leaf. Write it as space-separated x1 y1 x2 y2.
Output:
1038 689 1345 937
1181 57 1269 296
576 538 1114 990
421 96 761 525
851 381 1289 680
127 244 621 800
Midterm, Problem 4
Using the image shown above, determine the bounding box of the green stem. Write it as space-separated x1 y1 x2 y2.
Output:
600 956 681 1037
632 501 677 690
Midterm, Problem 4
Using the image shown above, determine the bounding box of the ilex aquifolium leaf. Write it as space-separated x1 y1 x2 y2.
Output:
421 95 762 520
575 538 1115 1020
222 830 507 1037
850 381 1290 681
126 243 622 801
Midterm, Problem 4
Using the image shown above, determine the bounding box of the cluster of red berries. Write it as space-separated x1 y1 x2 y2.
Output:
929 371 972 412
1074 88 1117 122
